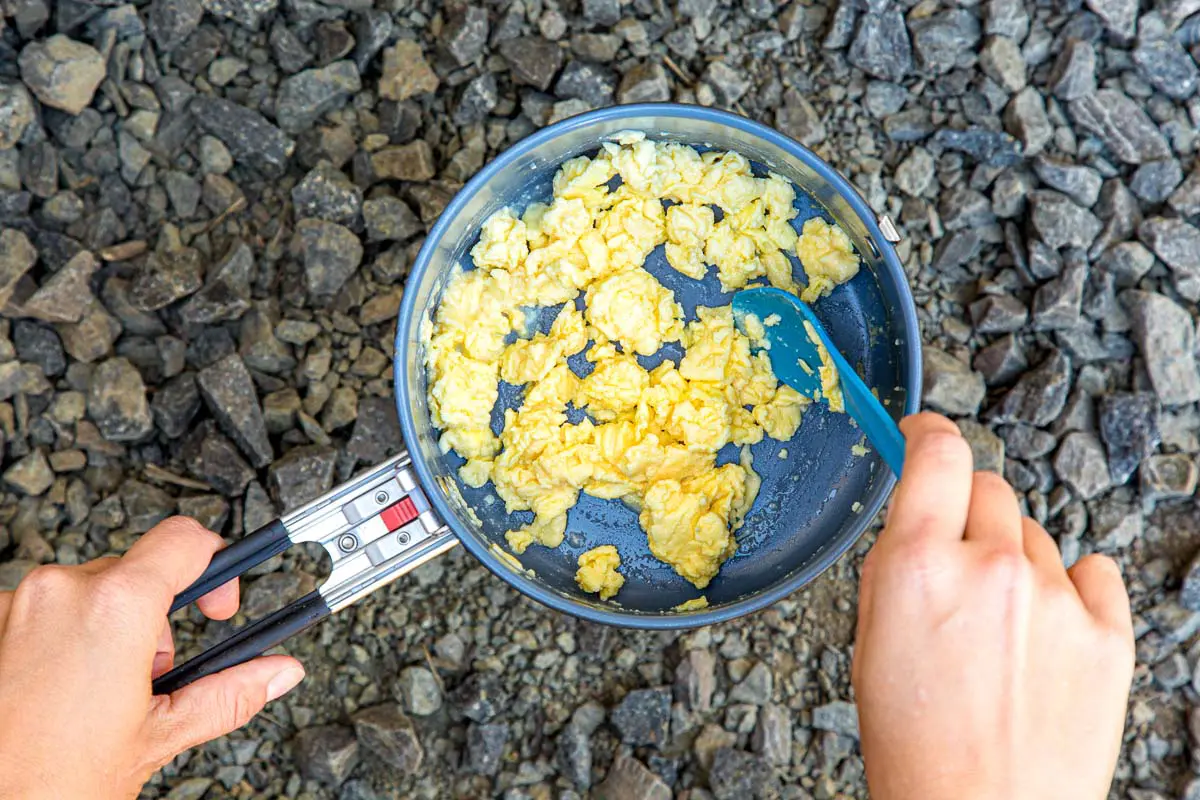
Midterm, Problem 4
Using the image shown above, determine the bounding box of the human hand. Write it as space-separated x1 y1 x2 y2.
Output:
852 413 1134 800
0 517 305 800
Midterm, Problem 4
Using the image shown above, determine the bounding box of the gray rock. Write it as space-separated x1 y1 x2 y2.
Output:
1129 160 1183 204
500 36 562 91
293 726 358 787
0 561 37 592
940 187 995 231
1146 601 1200 643
729 662 773 706
848 11 912 82
1141 453 1197 502
596 753 670 800
1004 87 1053 156
88 358 153 442
923 347 986 415
183 421 255 495
617 62 670 104
1032 252 1087 330
1133 36 1198 100
611 687 671 748
1138 217 1200 298
1086 0 1138 37
1069 90 1171 165
371 140 435 181
352 705 423 773
1179 551 1200 611
675 648 716 713
131 248 203 311
0 82 36 150
1169 168 1200 217
1099 393 1160 484
703 62 750 106
894 147 934 196
556 701 604 789
555 61 617 108
448 672 509 723
276 61 361 134
291 164 361 224
22 249 96 324
293 219 363 298
910 10 980 76
152 372 201 439
4 449 53 496
201 0 276 28
776 90 826 147
979 35 1027 92
177 495 229 537
13 321 65 377
934 128 1022 167
441 6 489 67
353 10 393 74
0 229 37 309
178 241 253 326
812 700 860 738
1153 652 1191 690
1030 191 1102 250
957 419 1006 473
985 0 1029 40
269 22 313 74
268 444 335 512
971 295 1028 333
58 300 121 364
708 748 780 800
932 230 981 271
1054 432 1112 500
751 704 792 767
465 722 509 776
1094 501 1137 551
190 97 294 177
990 350 1071 426
18 35 105 115
864 81 908 118
823 2 859 50
393 666 442 716
1032 157 1102 208
197 354 273 467
1124 291 1200 405
147 0 203 54
121 479 176 533
453 73 499 126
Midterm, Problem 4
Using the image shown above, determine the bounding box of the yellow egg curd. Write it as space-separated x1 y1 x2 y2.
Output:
575 545 624 600
423 134 860 589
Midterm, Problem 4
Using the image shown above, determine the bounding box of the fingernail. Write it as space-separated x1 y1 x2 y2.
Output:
266 666 305 702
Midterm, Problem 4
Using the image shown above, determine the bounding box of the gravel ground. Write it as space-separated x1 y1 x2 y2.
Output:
2 0 1200 797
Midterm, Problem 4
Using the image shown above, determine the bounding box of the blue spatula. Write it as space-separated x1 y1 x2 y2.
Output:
732 286 905 476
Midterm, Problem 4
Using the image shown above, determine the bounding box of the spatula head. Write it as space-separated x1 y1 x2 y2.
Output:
731 286 831 398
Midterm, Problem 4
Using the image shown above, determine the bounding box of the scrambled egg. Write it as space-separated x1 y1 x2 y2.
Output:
576 545 624 599
424 134 861 590
674 596 709 611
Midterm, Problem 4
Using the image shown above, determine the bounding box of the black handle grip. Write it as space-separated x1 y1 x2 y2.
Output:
153 590 330 695
169 519 291 614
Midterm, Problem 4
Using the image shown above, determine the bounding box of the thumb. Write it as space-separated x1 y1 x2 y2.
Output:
146 655 304 763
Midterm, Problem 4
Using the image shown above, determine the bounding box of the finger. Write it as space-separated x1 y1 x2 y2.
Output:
1068 554 1134 636
883 412 974 545
116 517 227 613
146 655 305 764
196 578 240 621
0 591 11 639
1021 518 1068 578
962 471 1023 550
151 619 175 679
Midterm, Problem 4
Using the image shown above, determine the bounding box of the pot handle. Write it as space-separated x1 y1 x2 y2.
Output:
153 452 458 695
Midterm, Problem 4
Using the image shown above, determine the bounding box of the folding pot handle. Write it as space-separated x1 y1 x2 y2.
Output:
155 452 457 695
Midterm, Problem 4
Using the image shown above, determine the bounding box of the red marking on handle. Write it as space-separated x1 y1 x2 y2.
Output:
380 497 418 531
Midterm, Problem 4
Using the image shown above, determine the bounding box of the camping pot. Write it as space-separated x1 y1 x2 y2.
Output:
154 104 922 695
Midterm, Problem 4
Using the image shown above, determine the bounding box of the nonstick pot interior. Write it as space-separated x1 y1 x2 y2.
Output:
394 104 922 629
